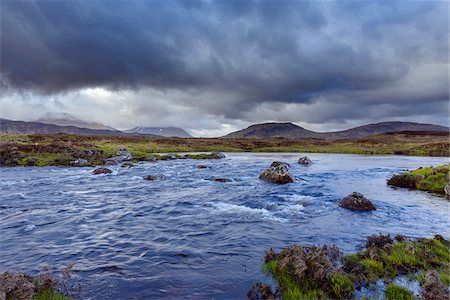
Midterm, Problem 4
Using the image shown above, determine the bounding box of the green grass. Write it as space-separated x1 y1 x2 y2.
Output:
34 288 70 300
260 236 449 300
384 284 414 300
388 164 449 195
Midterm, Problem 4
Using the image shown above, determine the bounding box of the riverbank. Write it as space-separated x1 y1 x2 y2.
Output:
1 131 448 167
388 164 450 199
251 235 450 300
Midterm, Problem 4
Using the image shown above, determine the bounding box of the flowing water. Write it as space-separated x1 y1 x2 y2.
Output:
0 153 449 299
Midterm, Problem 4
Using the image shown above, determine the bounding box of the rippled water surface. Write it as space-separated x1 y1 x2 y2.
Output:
1 153 449 299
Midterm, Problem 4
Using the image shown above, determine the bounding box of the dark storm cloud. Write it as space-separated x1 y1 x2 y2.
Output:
0 0 448 129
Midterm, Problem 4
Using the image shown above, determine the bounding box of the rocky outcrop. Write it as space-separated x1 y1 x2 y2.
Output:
92 167 112 175
298 156 312 165
338 192 376 211
146 156 157 162
259 162 294 184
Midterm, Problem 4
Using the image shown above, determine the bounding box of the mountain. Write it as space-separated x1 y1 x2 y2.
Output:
224 121 449 140
36 113 116 131
0 118 161 137
224 122 318 139
125 126 192 138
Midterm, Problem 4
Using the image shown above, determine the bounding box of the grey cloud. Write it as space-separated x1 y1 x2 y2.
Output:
0 0 448 132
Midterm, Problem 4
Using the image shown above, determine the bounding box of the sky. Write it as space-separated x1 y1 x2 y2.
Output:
0 0 449 137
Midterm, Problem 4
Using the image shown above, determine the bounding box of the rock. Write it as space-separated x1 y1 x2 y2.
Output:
106 148 133 165
338 192 376 211
211 152 226 159
445 173 450 200
121 162 135 168
146 156 157 163
259 161 294 184
160 154 177 160
422 270 449 300
298 156 312 165
143 175 158 181
195 165 209 169
366 234 393 248
92 167 112 175
247 283 275 300
70 158 88 166
213 178 232 183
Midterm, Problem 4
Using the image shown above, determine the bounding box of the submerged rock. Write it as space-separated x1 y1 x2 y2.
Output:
422 270 449 300
143 175 158 181
259 161 294 184
92 167 112 175
298 156 312 165
195 165 209 169
121 162 135 168
247 283 275 300
213 178 232 183
211 152 226 159
338 192 376 211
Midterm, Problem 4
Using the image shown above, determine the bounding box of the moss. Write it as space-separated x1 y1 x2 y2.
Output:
384 283 414 300
440 271 450 286
388 165 449 196
34 287 70 300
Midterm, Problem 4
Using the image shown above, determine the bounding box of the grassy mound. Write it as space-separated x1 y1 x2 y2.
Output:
387 164 449 196
255 235 449 300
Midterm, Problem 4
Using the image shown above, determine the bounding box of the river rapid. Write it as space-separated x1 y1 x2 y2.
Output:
0 153 449 299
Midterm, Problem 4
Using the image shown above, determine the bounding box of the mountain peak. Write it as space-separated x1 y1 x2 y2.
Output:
125 126 192 138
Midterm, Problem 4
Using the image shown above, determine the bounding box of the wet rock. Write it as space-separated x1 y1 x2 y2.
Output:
259 161 294 184
70 158 88 166
338 192 376 211
144 156 156 163
422 270 449 300
366 234 393 248
121 162 135 168
195 165 209 169
144 175 158 181
247 283 275 300
106 148 133 165
387 174 416 189
92 167 112 175
0 272 35 300
211 152 226 159
213 178 232 183
264 248 277 262
298 156 312 165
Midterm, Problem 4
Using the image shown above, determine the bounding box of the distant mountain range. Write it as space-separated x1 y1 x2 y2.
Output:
36 113 116 131
0 118 160 137
224 121 449 140
125 126 192 138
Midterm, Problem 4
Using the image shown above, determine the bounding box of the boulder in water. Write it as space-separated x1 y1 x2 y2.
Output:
92 167 112 175
213 178 232 183
121 162 135 168
259 162 294 184
144 175 158 181
211 152 226 159
338 192 376 211
195 165 209 169
146 156 157 163
298 156 312 165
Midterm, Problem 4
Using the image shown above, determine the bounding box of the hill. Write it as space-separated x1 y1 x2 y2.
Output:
125 126 192 138
0 118 161 137
224 121 449 140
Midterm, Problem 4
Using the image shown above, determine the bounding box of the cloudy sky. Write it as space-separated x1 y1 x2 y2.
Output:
1 0 448 137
